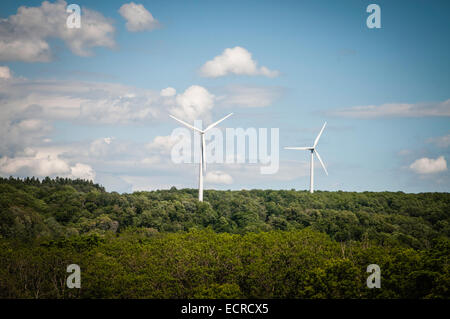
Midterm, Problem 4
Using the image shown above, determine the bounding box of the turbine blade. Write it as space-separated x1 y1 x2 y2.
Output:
313 122 327 147
202 134 206 173
284 147 312 150
169 114 203 133
204 113 233 132
314 150 328 176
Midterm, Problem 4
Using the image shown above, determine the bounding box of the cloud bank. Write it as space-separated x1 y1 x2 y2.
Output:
0 147 95 181
205 171 233 185
0 0 115 62
0 63 284 190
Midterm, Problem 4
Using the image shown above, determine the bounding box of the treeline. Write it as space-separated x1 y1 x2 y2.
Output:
1 177 448 249
0 177 449 299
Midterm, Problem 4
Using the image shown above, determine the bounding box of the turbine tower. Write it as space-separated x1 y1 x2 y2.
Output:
169 113 233 201
285 122 328 193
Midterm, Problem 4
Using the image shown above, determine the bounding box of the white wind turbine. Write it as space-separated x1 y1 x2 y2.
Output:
285 122 328 193
169 113 233 201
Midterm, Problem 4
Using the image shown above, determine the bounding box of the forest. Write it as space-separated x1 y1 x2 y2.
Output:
0 177 448 298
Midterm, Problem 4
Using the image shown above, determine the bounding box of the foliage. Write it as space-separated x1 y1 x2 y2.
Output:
0 177 448 298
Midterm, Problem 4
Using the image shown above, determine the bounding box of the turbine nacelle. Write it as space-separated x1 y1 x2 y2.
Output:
169 113 233 135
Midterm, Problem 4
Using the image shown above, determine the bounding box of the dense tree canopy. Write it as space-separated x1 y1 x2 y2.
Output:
0 177 448 298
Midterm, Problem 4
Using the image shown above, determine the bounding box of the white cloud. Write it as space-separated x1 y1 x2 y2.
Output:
427 134 450 148
0 0 115 62
160 87 176 97
119 2 159 32
17 119 45 131
410 156 447 174
146 135 183 155
0 147 95 180
89 137 114 157
0 66 11 79
0 78 159 126
0 115 52 156
79 93 160 124
0 149 69 176
205 171 233 184
171 85 215 122
331 99 450 118
69 163 95 180
200 46 279 78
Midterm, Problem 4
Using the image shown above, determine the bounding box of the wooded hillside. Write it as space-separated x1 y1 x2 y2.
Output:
0 177 448 298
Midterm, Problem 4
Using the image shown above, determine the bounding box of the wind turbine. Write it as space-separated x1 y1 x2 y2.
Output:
169 113 233 201
285 122 328 193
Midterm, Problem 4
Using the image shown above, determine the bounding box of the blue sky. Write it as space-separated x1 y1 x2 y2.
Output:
0 0 448 193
